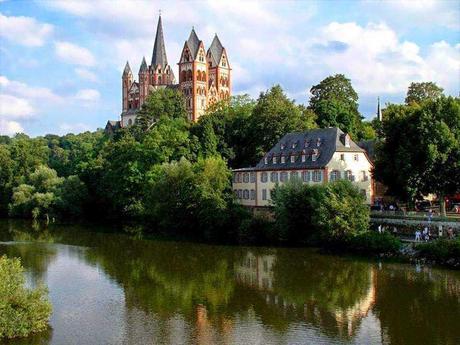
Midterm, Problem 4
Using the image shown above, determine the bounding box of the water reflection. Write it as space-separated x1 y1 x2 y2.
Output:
0 220 459 345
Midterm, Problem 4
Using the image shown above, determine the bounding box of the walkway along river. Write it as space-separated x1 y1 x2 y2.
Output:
0 219 459 345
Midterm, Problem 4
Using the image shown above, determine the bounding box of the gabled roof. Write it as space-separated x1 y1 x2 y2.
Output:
208 34 224 65
255 127 365 170
186 28 201 59
151 15 169 67
123 61 132 76
139 56 148 73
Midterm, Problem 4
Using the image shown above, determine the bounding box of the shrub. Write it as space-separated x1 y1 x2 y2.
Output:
0 255 52 339
417 238 460 264
272 179 369 244
237 213 275 245
345 232 402 255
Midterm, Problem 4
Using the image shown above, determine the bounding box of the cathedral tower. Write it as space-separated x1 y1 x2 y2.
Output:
207 34 231 106
122 61 133 112
150 15 175 88
178 28 208 122
139 57 149 107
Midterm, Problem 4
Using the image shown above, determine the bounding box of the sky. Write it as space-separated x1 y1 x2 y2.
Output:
0 0 459 137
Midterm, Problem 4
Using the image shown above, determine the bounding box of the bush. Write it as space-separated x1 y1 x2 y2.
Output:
345 232 402 255
272 180 369 244
237 213 275 245
417 238 460 264
0 255 52 339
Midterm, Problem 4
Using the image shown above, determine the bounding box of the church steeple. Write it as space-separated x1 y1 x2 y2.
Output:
377 97 382 121
151 15 168 68
123 61 132 76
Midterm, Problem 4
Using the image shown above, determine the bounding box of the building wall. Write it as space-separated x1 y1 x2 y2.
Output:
326 151 373 203
233 168 326 207
233 152 373 207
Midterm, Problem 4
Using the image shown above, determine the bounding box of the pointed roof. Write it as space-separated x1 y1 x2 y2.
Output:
151 15 168 67
186 28 201 59
208 34 224 65
123 61 132 76
377 97 382 121
139 56 148 73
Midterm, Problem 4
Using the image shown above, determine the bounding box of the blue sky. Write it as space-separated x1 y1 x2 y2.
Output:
1 0 459 136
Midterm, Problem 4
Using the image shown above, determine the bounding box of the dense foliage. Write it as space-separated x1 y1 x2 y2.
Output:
416 238 460 266
375 96 460 215
405 82 444 105
271 180 370 244
0 255 52 339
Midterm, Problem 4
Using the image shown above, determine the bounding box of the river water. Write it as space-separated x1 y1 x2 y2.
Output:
0 220 459 345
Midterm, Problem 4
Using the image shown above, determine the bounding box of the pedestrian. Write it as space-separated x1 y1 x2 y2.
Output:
423 227 429 242
428 209 433 222
447 227 454 239
378 225 382 234
415 230 421 242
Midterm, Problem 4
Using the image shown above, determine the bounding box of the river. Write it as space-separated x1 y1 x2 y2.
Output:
0 220 459 345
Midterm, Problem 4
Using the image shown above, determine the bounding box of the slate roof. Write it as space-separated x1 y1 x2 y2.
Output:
151 15 168 67
139 56 148 72
208 34 224 65
123 61 132 75
254 127 365 170
186 28 201 59
358 140 376 162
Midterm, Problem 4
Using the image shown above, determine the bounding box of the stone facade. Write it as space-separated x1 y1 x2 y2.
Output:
232 128 374 207
106 15 231 131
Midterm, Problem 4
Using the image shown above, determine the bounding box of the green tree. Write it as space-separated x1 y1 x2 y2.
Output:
0 145 14 216
191 95 256 167
272 180 369 243
0 255 52 339
247 85 317 164
405 82 444 105
308 74 362 138
135 88 188 130
375 97 460 216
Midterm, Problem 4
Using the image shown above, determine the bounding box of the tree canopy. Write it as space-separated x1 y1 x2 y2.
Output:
375 96 460 215
308 74 362 138
405 82 444 105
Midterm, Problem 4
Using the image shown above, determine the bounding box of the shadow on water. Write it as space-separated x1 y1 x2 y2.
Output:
0 219 459 345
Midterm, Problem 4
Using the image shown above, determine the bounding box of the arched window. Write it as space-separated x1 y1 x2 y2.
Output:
128 119 133 126
197 71 201 81
202 71 206 80
187 70 192 81
158 75 162 84
181 70 186 83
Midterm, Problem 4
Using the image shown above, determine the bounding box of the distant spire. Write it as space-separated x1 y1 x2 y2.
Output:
123 61 132 76
377 97 382 121
151 14 168 67
139 56 148 73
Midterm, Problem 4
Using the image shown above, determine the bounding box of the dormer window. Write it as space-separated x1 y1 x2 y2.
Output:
301 154 306 162
345 134 351 148
292 141 297 149
290 155 295 163
304 140 310 148
280 143 285 150
273 156 277 164
316 138 321 147
281 156 285 164
264 157 268 165
312 149 319 162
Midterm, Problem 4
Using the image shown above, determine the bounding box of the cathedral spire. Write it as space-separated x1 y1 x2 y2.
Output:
123 61 132 76
151 14 168 68
377 97 382 121
208 34 224 65
139 56 148 73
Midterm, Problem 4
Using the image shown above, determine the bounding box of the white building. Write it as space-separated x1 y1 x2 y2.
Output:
232 128 374 207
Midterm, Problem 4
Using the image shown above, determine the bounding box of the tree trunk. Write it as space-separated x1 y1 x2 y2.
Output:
439 192 446 218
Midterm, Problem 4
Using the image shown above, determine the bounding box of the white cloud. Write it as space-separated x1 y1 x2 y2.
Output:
0 75 62 103
0 119 24 136
75 68 98 82
54 41 96 67
0 94 35 119
74 89 100 102
0 13 53 46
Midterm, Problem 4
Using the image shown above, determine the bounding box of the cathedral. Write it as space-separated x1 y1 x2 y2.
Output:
106 15 231 132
